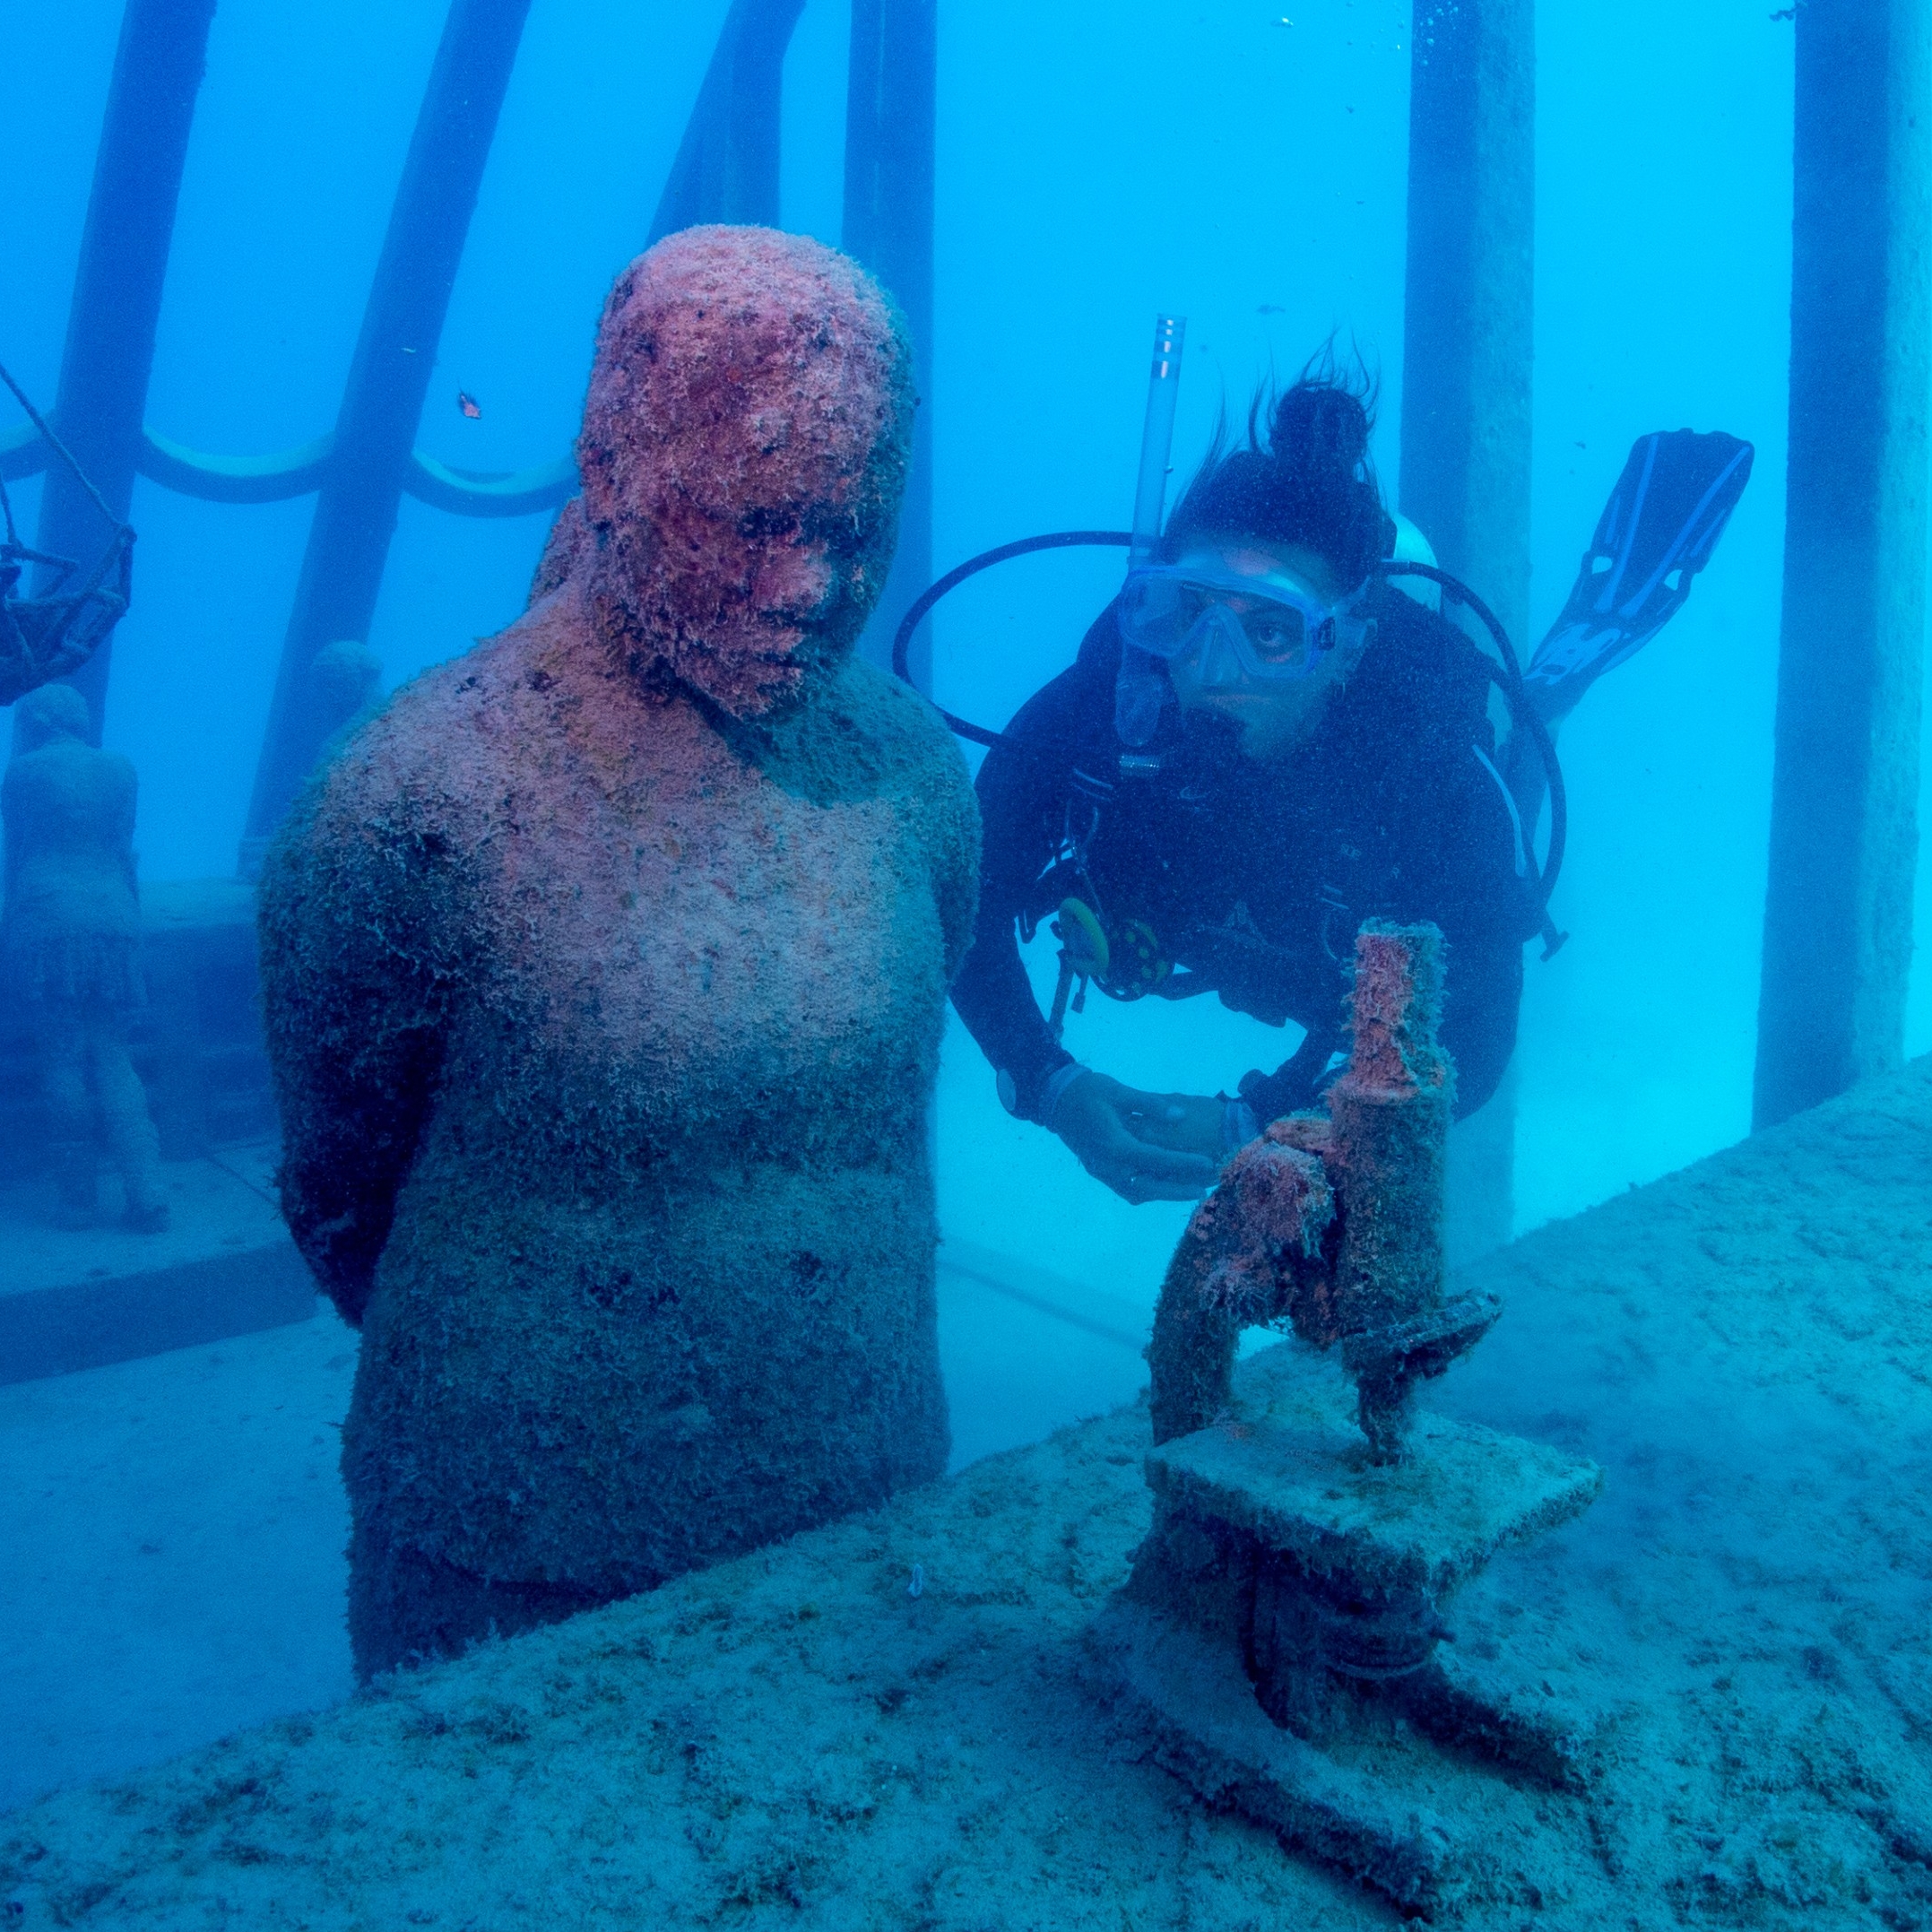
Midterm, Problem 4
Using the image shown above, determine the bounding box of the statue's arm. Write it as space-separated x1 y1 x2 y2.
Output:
111 755 139 903
256 788 454 1327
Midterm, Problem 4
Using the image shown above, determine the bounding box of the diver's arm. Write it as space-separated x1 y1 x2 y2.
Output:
950 725 1221 1196
256 787 453 1327
1237 1026 1345 1125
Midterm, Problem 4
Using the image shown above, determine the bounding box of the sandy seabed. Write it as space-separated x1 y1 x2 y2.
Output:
6 1060 1932 1928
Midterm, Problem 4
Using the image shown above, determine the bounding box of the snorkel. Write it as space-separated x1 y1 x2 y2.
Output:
1114 314 1188 748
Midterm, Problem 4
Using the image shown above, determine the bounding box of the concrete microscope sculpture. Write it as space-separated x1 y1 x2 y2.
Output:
1099 923 1601 1919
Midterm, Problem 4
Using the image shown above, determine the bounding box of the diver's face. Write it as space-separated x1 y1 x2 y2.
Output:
1165 538 1373 760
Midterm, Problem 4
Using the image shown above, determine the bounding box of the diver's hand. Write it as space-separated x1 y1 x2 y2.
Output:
1048 1070 1224 1204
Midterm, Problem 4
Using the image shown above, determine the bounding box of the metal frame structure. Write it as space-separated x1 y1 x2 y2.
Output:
7 0 1928 1143
1 0 936 873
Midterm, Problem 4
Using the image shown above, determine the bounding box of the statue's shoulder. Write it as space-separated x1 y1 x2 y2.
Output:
266 640 516 923
318 626 532 821
5 735 100 785
830 654 972 792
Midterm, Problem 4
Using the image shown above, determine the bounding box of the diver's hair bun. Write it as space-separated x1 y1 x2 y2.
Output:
1162 346 1388 589
1268 378 1372 481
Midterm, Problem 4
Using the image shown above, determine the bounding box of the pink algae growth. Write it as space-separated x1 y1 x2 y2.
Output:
1335 923 1445 1099
571 224 914 723
1198 1139 1335 1326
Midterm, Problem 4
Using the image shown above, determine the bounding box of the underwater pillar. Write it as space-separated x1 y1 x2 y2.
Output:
647 0 808 242
1754 0 1932 1131
237 0 533 876
28 0 218 743
844 0 937 690
1398 0 1535 1260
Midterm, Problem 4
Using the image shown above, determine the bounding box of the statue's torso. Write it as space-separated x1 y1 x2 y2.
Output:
1 742 140 950
330 616 975 1589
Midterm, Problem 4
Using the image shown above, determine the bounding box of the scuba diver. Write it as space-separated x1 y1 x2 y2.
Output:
940 356 1752 1204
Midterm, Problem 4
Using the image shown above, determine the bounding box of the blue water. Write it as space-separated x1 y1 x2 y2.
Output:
2 0 1927 1834
5 1 1876 1236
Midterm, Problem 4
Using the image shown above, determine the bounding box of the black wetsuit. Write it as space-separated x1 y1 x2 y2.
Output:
950 583 1538 1125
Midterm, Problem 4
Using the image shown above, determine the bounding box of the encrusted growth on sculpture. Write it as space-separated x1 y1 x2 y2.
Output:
1110 922 1601 1913
571 224 914 722
1333 919 1448 1100
259 227 976 1680
1147 920 1492 1461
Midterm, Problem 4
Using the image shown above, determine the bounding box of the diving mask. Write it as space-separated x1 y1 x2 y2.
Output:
1117 550 1369 687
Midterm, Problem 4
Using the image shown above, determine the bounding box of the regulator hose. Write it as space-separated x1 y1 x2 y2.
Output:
891 537 1566 922
891 531 1131 747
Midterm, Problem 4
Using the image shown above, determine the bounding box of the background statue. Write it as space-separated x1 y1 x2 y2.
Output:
2 681 168 1231
259 225 979 1678
305 638 382 754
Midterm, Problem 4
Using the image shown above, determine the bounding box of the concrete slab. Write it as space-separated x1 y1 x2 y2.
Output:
13 1061 1932 1924
0 1142 316 1384
0 1237 1148 1817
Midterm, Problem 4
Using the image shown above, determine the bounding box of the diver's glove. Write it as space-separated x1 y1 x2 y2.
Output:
1045 1066 1223 1205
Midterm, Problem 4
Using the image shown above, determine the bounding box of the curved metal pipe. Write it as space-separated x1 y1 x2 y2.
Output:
136 427 336 503
9 425 580 520
402 450 576 518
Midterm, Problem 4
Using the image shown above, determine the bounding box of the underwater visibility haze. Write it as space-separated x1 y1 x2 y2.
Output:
4 1 1932 1925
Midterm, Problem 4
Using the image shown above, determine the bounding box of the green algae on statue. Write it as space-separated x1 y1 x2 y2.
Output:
2 681 169 1232
258 225 979 1679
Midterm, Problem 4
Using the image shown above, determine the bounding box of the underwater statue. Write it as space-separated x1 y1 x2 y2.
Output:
2 681 169 1232
304 637 382 753
259 224 978 1678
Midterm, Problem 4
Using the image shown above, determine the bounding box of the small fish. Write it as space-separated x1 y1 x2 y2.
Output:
1258 303 1287 315
457 391 482 420
906 1564 925 1598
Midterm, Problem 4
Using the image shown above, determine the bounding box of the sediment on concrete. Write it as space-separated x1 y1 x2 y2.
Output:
8 1061 1932 1928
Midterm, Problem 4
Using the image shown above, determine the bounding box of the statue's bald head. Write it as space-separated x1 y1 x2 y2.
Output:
573 225 914 719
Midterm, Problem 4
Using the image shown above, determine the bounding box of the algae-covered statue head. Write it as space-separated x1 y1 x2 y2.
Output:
566 223 915 722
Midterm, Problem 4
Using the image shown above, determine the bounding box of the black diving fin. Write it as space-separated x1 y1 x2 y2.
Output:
1523 429 1754 725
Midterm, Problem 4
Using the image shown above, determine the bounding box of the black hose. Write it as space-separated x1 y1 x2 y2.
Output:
891 530 1131 748
890 534 1566 917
